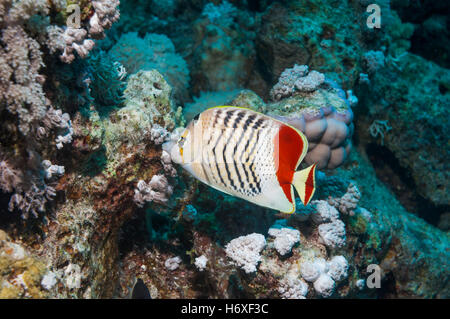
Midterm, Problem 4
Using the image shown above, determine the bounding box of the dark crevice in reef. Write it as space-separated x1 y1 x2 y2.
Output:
243 0 276 12
118 208 191 259
377 271 398 298
392 1 450 68
365 143 447 227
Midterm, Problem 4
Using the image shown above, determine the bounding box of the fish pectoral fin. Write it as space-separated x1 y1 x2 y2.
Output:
293 164 317 206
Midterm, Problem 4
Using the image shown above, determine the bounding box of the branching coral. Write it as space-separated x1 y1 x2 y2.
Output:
60 0 119 63
89 0 120 39
0 24 47 135
0 0 118 218
368 120 392 145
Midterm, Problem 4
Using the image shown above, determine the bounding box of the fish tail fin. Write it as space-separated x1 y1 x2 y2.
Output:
293 164 317 206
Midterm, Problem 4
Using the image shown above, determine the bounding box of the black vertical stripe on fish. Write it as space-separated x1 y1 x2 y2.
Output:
246 128 261 165
223 109 236 127
223 112 246 193
243 114 257 130
207 110 222 147
233 111 246 128
213 109 222 128
244 130 261 194
222 112 242 192
231 114 249 192
252 118 265 129
249 162 262 193
212 128 228 188
245 129 262 194
233 143 245 192
238 118 257 193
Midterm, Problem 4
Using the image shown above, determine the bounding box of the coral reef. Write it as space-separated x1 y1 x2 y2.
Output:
225 233 266 274
109 32 190 102
356 52 450 210
0 0 448 301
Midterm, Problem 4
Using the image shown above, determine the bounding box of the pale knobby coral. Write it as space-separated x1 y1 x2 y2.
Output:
8 183 57 219
42 160 65 180
39 106 74 149
300 255 349 298
299 200 346 248
160 150 177 178
327 256 349 282
5 151 65 219
225 233 266 273
313 273 335 298
328 183 361 216
278 275 308 299
40 272 57 290
164 256 182 271
270 65 325 101
134 175 174 207
310 200 340 224
318 220 347 248
268 225 301 256
64 264 82 290
194 255 208 272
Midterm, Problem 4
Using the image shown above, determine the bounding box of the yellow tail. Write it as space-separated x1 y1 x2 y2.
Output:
292 164 317 206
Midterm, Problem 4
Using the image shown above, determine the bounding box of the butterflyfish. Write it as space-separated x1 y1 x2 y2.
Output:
165 106 317 214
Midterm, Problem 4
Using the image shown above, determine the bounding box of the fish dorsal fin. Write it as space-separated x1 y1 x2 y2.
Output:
207 105 254 112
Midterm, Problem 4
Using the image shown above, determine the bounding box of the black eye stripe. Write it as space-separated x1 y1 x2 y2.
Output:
193 113 200 121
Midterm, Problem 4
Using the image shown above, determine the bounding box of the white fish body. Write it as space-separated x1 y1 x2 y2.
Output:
166 106 317 213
